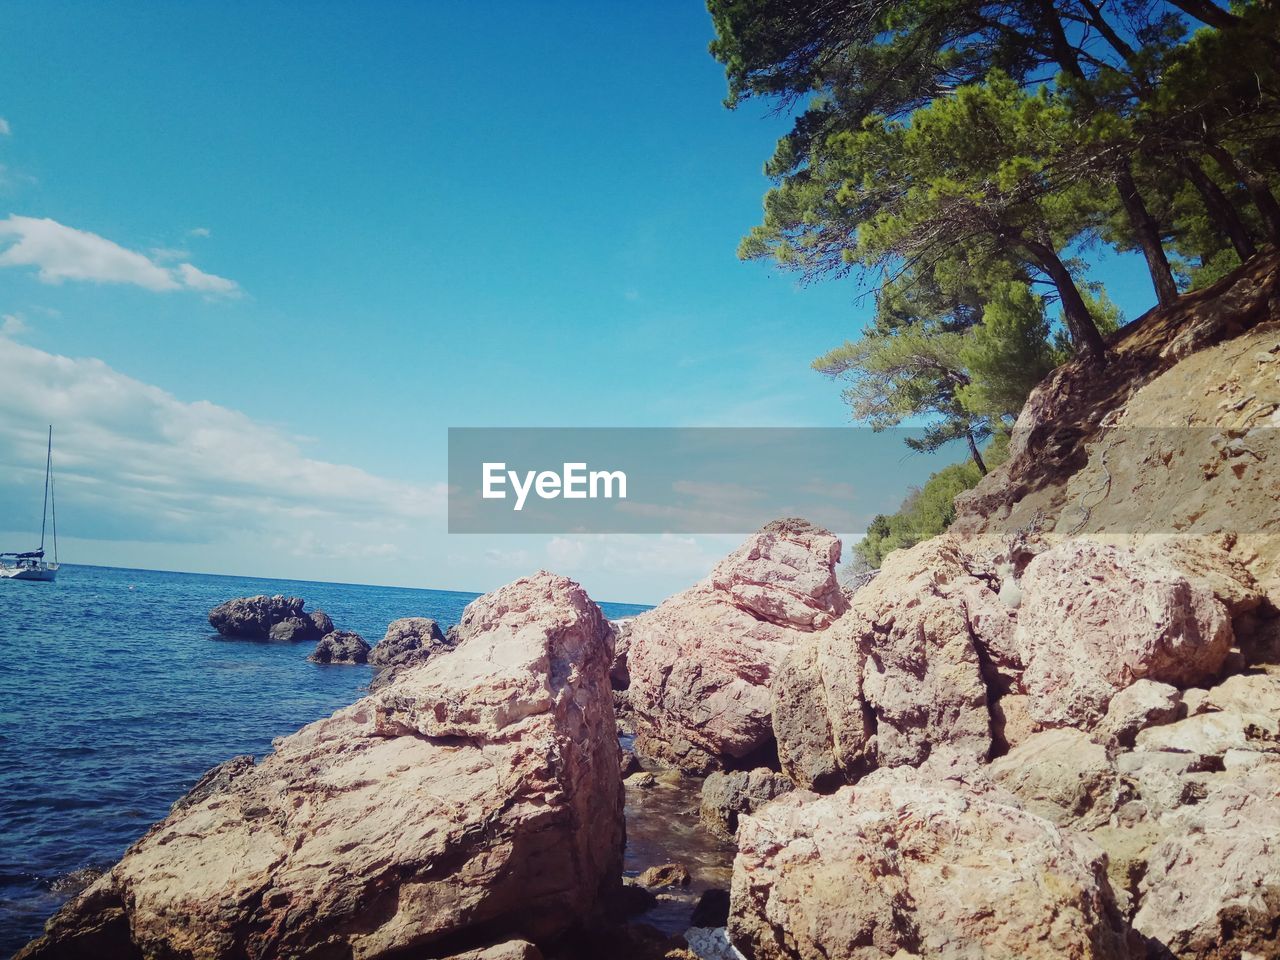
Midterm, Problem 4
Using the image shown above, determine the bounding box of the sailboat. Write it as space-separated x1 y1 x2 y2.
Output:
1 425 60 582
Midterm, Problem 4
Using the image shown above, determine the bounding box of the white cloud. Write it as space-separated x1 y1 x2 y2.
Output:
0 117 10 136
177 262 241 297
1 312 28 336
0 215 240 295
188 226 211 238
0 339 446 554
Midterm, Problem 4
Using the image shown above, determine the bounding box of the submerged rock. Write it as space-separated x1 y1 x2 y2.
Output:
626 519 847 774
307 629 370 665
20 571 623 960
208 594 322 640
729 761 1132 960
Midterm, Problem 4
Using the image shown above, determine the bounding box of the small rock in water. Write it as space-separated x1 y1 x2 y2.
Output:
637 862 691 889
627 771 657 789
208 594 325 640
369 617 449 668
690 888 731 928
620 748 641 777
308 630 370 665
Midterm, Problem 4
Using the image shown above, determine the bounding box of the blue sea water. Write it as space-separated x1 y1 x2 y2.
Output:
0 563 650 955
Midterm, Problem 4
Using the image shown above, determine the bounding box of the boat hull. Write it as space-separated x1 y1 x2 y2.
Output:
0 563 58 582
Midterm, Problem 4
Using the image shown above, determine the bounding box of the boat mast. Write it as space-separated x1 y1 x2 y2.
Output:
50 435 58 564
40 425 51 555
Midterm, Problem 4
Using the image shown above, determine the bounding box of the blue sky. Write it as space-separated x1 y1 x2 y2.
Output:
0 2 1158 603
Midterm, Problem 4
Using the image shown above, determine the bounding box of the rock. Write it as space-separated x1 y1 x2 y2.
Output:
1114 750 1219 819
772 536 1004 790
636 863 691 889
1017 541 1233 729
1134 709 1280 758
1134 763 1280 958
699 768 793 840
1137 535 1264 618
208 594 319 640
690 889 731 928
620 748 641 777
989 729 1118 829
610 618 635 690
627 519 848 773
307 629 371 665
771 626 874 791
443 942 543 960
19 571 623 960
684 927 744 960
627 771 657 789
369 616 449 668
1203 668 1280 715
169 755 256 813
268 615 315 642
1087 821 1166 919
309 609 334 636
993 692 1041 752
729 763 1131 960
1093 679 1183 750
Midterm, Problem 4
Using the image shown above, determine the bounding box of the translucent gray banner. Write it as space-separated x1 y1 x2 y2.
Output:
449 427 946 534
447 426 1278 535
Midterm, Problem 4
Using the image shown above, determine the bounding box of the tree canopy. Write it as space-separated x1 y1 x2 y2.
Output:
711 0 1280 557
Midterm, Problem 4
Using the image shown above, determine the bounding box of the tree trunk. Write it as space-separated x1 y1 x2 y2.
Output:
1179 156 1258 261
1116 164 1179 306
1205 143 1280 246
1167 0 1242 31
966 430 988 475
1017 236 1109 362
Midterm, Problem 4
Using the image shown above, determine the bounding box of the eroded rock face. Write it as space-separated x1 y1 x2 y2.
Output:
990 728 1118 829
308 629 371 665
729 761 1132 960
20 571 623 960
772 536 1008 789
626 519 847 773
208 594 323 640
699 768 793 840
1134 762 1280 959
1018 541 1233 729
369 616 449 668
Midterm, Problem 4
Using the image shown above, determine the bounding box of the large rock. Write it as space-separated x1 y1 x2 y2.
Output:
1133 762 1280 958
369 616 449 668
699 768 793 840
208 594 325 640
20 571 623 960
307 629 371 665
729 761 1132 960
1017 542 1233 729
989 728 1118 830
1092 680 1183 750
626 519 848 773
772 536 1007 789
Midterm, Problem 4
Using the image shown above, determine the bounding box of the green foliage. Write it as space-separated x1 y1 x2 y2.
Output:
956 282 1056 420
713 0 1280 510
854 433 1009 567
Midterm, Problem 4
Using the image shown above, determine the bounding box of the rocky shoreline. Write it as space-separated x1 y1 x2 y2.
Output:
19 257 1280 958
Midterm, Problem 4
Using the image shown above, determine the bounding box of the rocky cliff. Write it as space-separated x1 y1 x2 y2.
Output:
722 253 1280 959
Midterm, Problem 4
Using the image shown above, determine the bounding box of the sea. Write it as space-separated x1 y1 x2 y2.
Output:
0 563 651 955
